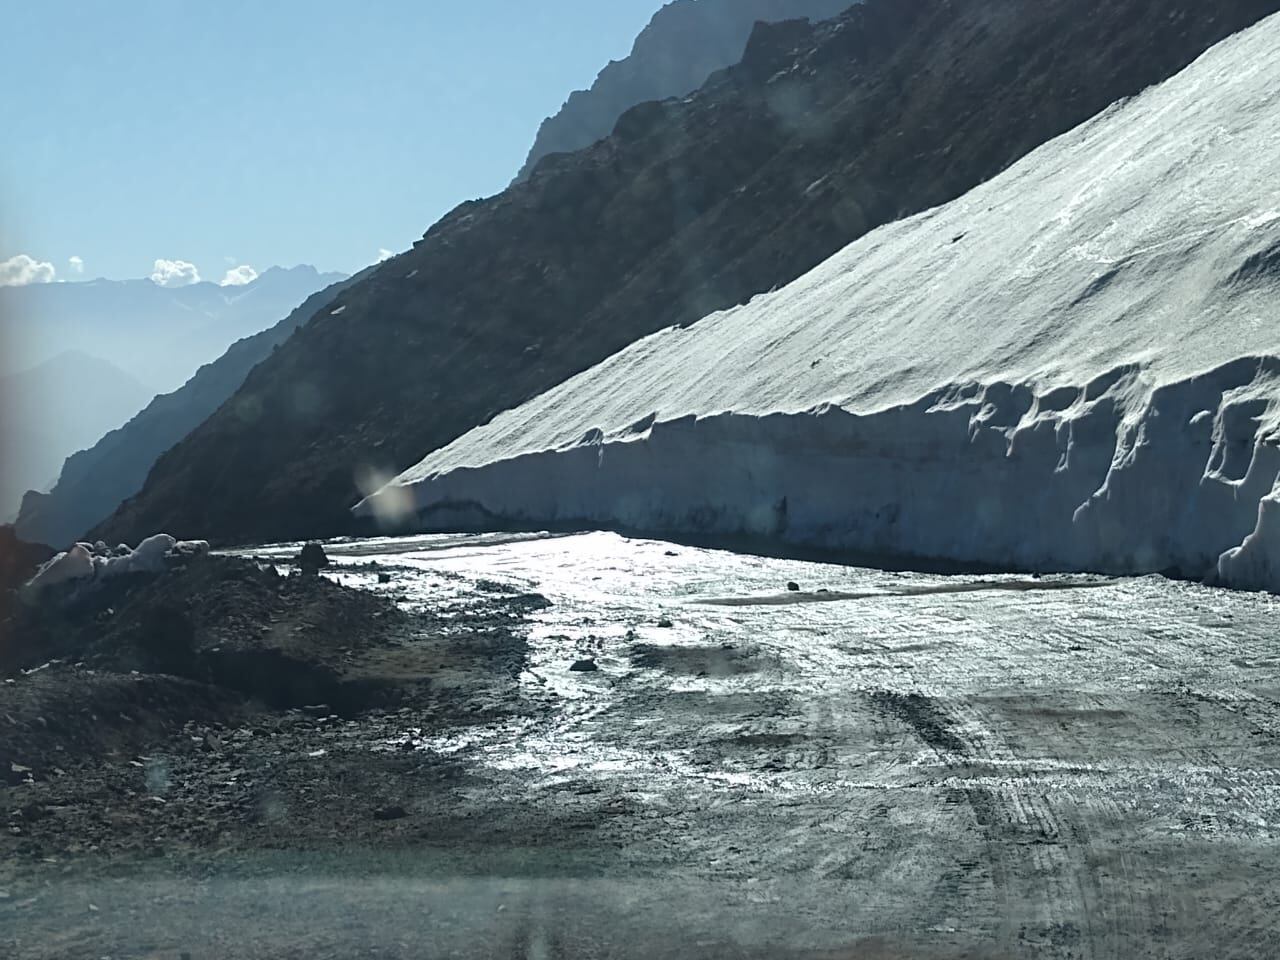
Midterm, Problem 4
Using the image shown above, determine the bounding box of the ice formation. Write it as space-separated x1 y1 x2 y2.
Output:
360 14 1280 590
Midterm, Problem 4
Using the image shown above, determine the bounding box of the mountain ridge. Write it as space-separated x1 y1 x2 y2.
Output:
1 265 346 393
515 0 856 183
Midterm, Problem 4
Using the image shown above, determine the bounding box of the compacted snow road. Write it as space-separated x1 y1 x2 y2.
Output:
9 531 1279 959
251 530 1280 958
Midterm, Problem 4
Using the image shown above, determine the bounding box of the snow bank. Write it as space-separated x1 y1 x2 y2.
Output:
22 535 210 599
22 543 96 595
360 14 1280 590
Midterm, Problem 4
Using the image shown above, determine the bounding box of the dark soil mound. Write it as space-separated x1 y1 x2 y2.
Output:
0 525 55 661
1 669 240 785
0 553 546 863
4 554 417 715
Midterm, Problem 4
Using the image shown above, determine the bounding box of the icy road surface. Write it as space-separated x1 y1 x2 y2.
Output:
249 530 1280 958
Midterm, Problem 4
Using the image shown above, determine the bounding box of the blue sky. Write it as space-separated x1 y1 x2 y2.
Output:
0 0 662 283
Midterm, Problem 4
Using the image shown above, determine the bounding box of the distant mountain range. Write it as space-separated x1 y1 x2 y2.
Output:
94 0 1280 548
1 264 344 531
1 265 346 395
0 352 152 524
515 0 856 183
14 273 363 548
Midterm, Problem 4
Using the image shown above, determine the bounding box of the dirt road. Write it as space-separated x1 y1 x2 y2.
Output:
4 532 1279 958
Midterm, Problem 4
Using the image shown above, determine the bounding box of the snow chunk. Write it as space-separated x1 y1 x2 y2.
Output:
22 543 95 595
21 534 210 600
99 533 176 579
1217 492 1280 592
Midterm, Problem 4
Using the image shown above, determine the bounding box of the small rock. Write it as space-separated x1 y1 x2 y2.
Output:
298 542 330 576
20 803 51 822
374 804 408 821
169 539 211 560
657 618 674 629
378 572 392 584
569 659 599 673
664 550 678 557
786 582 801 592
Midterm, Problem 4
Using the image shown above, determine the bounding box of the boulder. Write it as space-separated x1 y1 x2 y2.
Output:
299 542 331 576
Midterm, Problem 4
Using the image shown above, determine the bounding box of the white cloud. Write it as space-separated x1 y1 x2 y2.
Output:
68 255 84 275
150 258 201 288
377 248 395 262
220 264 259 287
0 254 57 287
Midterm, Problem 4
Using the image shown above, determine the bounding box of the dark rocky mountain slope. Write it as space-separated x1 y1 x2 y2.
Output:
15 275 362 549
514 0 856 183
0 525 53 641
98 0 1280 546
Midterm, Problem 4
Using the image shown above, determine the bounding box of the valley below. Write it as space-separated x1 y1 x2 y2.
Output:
3 532 1279 958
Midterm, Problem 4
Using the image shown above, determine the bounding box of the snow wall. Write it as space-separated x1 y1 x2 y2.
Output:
359 358 1280 587
358 13 1280 591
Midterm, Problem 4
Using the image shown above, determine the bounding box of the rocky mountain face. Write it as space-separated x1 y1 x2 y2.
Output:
14 275 361 549
96 0 1280 547
514 0 856 183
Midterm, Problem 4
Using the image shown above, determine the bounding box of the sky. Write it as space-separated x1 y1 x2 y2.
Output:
0 0 664 285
